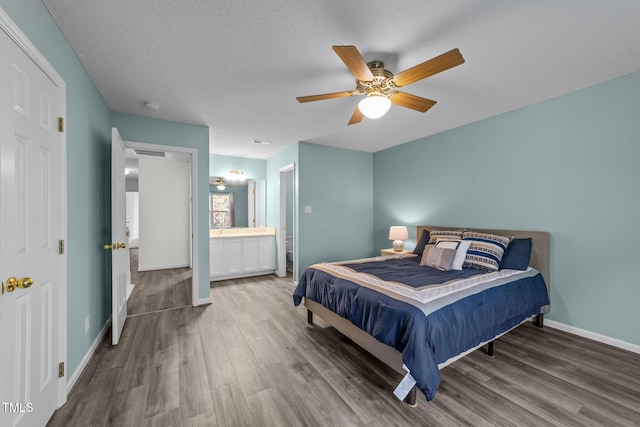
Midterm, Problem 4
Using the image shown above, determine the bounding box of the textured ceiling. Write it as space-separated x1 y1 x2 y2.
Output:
44 0 640 159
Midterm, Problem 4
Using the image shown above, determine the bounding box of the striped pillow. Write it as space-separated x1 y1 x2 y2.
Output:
428 230 463 244
462 231 512 271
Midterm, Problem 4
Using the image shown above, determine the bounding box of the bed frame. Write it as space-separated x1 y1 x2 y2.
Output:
304 226 550 405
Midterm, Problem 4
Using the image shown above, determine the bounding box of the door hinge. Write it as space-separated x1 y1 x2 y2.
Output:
58 240 65 254
58 362 65 378
58 117 65 132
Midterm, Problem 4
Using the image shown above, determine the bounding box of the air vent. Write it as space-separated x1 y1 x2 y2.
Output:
133 149 165 157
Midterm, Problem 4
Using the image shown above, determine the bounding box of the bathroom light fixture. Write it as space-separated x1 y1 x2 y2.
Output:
215 177 226 190
227 169 245 181
388 226 409 252
358 94 391 119
252 139 271 145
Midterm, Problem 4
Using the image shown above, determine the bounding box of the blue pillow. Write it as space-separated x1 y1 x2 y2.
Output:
412 229 430 255
499 238 532 270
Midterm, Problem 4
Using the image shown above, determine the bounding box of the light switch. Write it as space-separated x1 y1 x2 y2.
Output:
304 205 312 214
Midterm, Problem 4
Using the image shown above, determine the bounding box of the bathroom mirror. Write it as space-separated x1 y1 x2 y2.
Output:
209 178 266 228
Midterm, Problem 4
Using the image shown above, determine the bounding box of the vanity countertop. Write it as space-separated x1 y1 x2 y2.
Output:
209 227 276 238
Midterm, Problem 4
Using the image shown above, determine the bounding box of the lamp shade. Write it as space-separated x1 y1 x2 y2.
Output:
358 95 391 119
388 226 409 240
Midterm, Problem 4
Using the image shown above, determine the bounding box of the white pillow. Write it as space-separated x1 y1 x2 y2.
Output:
452 240 472 270
435 239 460 250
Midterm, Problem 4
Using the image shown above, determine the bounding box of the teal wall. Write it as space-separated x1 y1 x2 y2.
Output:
265 143 374 280
373 71 640 346
209 154 266 180
213 144 373 286
111 112 210 302
0 0 112 375
298 142 374 274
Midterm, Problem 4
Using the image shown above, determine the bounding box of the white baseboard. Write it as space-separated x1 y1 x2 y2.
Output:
67 317 111 393
126 283 135 300
545 319 640 354
197 297 212 306
138 262 190 272
210 270 275 282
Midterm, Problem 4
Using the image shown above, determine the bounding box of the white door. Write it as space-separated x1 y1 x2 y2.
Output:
110 128 128 345
0 17 66 427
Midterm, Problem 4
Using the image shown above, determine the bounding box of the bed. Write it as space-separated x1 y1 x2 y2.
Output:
293 226 551 405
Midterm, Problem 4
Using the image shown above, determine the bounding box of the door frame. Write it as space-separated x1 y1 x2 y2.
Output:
124 140 199 306
0 7 68 407
277 163 295 280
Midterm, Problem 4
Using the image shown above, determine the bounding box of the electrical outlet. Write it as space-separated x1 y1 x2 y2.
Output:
85 315 90 334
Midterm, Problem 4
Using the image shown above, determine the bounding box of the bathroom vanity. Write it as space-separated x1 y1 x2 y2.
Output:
209 227 276 281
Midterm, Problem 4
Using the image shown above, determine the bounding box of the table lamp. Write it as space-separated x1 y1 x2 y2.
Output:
389 226 409 252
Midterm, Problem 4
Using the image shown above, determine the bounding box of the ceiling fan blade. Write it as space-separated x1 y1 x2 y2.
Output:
296 91 353 103
333 46 375 81
347 107 364 125
392 48 464 87
391 92 437 112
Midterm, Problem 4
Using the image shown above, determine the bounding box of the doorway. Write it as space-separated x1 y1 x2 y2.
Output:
122 141 198 315
277 163 295 283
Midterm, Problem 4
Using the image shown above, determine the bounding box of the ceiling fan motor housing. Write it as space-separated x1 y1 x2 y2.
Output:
356 61 396 97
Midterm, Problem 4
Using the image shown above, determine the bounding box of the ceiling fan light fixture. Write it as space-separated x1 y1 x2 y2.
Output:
216 177 226 190
358 95 391 119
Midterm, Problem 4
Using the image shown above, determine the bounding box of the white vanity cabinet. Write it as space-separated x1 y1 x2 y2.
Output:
209 230 276 281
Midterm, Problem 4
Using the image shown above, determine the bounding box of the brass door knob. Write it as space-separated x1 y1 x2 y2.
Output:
5 277 33 292
17 277 33 289
103 242 126 250
6 277 17 292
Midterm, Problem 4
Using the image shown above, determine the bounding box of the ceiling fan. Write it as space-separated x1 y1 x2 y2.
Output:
296 46 464 125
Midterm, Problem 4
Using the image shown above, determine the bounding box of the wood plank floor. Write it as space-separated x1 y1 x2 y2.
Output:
127 248 191 316
48 274 640 426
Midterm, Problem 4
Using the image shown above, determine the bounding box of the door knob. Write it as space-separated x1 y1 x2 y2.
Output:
5 277 33 292
6 277 16 292
103 243 126 250
17 277 33 289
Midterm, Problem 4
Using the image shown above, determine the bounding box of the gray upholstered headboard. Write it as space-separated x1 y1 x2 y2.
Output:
416 226 550 294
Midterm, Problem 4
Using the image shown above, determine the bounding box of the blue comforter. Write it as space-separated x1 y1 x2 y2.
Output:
293 255 550 401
